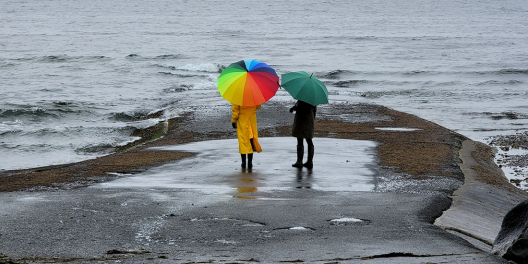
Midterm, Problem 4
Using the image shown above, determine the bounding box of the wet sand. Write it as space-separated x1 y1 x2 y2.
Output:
0 102 525 263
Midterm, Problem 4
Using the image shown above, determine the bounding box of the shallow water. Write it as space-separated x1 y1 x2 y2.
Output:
1 0 527 186
95 138 378 194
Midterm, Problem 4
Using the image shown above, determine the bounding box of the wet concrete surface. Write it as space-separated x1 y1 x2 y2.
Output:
0 103 518 263
0 188 506 263
0 138 509 263
98 138 377 193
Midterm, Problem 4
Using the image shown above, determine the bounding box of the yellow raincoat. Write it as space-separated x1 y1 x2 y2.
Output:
231 104 262 154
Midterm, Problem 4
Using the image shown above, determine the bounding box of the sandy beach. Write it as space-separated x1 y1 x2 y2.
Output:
0 102 525 263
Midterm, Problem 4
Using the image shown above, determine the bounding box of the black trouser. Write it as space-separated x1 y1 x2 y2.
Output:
297 137 313 147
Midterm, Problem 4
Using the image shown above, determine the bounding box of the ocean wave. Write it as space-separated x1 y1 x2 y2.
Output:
329 79 449 88
486 112 528 120
0 128 23 136
0 142 22 149
332 80 369 87
24 128 68 137
126 54 141 59
155 54 183 60
111 111 150 122
37 55 108 63
75 143 115 154
0 107 58 118
498 69 528 75
320 70 357 79
161 83 214 91
39 88 64 92
357 89 440 99
477 80 524 86
157 71 208 78
0 102 91 119
470 69 528 76
7 55 109 64
154 63 223 73
322 69 528 79
53 101 74 106
126 54 187 61
0 61 16 68
162 85 193 93
110 109 165 122
402 70 437 76
321 69 443 79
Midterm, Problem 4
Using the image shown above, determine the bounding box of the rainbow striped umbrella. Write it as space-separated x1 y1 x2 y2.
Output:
218 60 279 106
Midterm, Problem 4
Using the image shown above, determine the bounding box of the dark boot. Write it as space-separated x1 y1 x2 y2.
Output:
248 153 253 169
241 154 246 169
303 145 314 169
292 145 304 168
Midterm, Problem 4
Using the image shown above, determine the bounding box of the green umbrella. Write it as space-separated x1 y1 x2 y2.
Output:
280 71 328 106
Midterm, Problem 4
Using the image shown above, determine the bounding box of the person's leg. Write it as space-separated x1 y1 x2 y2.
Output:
241 154 246 169
247 153 253 169
292 137 304 168
247 138 255 168
304 139 314 169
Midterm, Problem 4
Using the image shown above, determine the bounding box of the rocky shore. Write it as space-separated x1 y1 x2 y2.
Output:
489 132 528 189
0 102 524 263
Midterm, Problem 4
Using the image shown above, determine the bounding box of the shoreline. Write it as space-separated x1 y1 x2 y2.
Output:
1 102 525 258
0 103 467 194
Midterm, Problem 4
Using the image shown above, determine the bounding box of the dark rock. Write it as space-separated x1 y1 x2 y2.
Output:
493 199 528 263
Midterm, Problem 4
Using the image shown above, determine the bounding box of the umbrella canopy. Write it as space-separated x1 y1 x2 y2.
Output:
218 60 279 106
280 71 328 106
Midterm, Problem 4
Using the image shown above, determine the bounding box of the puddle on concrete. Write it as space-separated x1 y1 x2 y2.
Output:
289 226 311 230
331 217 363 223
274 226 315 231
95 137 378 195
329 217 371 226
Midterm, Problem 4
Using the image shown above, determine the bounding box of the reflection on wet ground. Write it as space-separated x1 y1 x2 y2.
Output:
295 168 313 189
95 138 378 198
236 172 258 199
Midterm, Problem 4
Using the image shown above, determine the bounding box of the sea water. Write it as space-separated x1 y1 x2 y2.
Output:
1 0 527 184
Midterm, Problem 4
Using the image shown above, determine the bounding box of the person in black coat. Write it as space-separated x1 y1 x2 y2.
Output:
289 100 317 168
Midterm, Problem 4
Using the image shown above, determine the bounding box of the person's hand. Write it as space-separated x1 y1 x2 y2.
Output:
232 122 237 129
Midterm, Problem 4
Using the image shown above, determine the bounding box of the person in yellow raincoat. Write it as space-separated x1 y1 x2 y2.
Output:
231 104 262 169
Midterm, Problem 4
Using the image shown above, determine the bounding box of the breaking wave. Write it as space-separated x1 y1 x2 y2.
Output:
75 143 115 154
110 109 165 122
